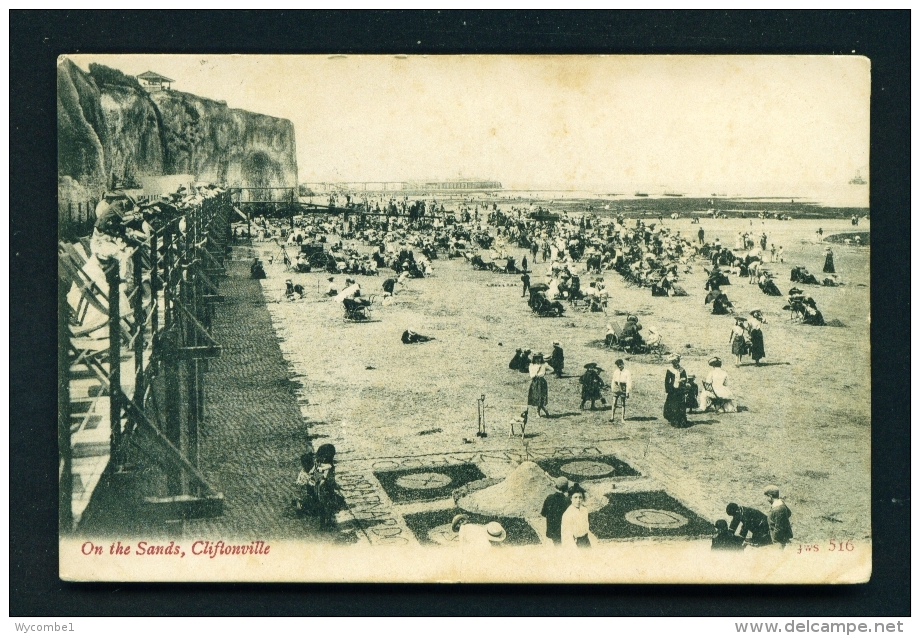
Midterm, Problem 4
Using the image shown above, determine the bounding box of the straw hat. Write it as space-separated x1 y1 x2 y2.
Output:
485 522 507 543
668 354 681 363
708 357 722 366
764 485 780 498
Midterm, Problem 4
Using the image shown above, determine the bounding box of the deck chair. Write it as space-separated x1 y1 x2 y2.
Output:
605 322 623 348
702 381 732 412
644 328 664 356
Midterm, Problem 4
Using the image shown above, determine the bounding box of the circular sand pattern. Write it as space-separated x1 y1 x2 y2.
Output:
396 472 453 490
625 509 688 529
427 523 461 545
560 460 615 477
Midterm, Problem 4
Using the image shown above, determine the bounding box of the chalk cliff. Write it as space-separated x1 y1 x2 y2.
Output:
57 59 297 200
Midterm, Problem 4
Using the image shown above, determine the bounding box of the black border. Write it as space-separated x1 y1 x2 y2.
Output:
11 10 909 616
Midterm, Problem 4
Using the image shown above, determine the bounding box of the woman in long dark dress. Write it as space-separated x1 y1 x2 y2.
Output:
823 247 835 273
527 353 552 417
730 316 748 363
579 363 606 410
711 290 734 315
747 310 766 364
663 354 689 427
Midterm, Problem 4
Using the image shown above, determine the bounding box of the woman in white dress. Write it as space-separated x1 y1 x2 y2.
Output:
701 357 736 412
560 484 598 548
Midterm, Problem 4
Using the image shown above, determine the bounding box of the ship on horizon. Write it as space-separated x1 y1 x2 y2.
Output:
849 170 867 185
634 192 649 197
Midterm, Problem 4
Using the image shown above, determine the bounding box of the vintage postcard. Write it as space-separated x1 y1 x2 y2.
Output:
58 54 871 583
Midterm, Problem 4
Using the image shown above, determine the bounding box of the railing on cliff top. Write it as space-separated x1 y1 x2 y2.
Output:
59 199 102 242
58 190 231 531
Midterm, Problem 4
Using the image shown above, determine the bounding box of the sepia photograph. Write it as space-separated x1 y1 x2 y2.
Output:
56 53 872 583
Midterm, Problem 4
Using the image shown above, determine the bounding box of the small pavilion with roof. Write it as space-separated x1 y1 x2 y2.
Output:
137 71 175 91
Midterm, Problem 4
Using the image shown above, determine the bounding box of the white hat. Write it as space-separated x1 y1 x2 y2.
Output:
485 522 507 543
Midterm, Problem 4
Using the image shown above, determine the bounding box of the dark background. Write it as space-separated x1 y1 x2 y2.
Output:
11 10 909 616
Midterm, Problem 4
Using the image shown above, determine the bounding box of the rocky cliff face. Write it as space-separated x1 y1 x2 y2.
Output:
58 58 109 195
151 91 297 199
58 59 297 201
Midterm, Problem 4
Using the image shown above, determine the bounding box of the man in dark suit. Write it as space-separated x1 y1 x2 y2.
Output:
765 486 794 548
548 342 565 377
521 271 531 297
540 477 571 545
726 502 772 546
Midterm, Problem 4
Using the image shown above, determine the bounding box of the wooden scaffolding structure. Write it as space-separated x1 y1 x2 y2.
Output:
58 191 231 531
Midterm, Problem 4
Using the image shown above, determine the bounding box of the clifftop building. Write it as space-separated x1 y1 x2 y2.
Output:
136 71 175 91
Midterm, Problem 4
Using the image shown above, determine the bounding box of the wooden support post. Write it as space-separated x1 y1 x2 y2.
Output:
162 225 184 496
106 261 122 463
162 225 172 329
132 248 145 414
150 232 159 337
183 209 200 484
58 276 74 533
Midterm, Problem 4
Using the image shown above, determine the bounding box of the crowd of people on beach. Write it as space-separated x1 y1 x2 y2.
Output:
243 193 854 545
73 181 830 551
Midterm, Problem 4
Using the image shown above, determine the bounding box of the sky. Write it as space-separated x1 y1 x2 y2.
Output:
66 54 870 202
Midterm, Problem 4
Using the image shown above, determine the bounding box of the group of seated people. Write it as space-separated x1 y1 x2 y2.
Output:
785 288 826 326
389 249 430 278
528 287 566 316
332 250 380 276
285 279 306 300
651 269 689 297
540 265 610 312
466 252 522 275
705 286 735 315
704 265 731 291
293 251 313 273
790 266 820 286
756 271 783 296
605 315 660 353
508 348 534 371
